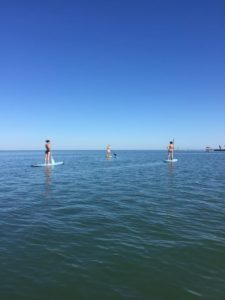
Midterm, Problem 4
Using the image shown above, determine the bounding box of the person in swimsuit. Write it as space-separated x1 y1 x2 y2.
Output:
167 141 174 160
45 140 51 164
106 144 111 158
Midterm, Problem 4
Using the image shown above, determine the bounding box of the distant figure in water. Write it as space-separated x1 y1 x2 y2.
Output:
45 140 51 164
167 141 174 160
113 153 117 158
106 144 112 158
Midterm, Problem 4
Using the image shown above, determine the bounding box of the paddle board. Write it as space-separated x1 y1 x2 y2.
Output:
31 162 64 167
164 159 178 163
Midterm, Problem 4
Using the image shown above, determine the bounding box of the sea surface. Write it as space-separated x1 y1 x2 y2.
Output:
0 150 225 300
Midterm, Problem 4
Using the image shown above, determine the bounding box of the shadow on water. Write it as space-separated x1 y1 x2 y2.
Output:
167 162 176 174
166 162 177 187
44 166 52 196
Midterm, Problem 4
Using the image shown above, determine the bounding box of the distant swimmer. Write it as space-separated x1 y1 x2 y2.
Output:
167 140 174 160
45 140 51 164
106 144 112 158
113 153 117 158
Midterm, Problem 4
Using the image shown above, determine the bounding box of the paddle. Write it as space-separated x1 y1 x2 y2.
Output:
172 138 174 160
51 155 55 164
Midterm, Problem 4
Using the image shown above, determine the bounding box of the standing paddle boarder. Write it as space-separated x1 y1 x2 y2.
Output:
106 144 112 158
167 140 174 160
45 140 51 164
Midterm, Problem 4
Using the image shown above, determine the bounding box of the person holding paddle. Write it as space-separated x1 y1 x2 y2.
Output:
45 140 51 164
167 140 174 160
106 144 112 158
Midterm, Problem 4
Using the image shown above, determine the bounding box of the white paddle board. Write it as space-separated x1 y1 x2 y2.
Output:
164 159 178 163
31 162 64 167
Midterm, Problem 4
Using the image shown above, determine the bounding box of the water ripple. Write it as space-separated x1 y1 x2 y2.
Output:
0 150 225 299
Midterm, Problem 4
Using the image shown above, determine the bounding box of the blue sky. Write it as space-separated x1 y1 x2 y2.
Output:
0 0 224 150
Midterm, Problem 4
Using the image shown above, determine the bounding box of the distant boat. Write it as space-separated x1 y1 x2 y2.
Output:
214 149 225 152
206 145 225 152
214 145 225 152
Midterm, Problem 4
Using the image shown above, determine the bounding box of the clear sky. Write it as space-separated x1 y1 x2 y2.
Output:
0 0 224 150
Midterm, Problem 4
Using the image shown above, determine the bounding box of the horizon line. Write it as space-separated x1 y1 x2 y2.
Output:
0 149 204 151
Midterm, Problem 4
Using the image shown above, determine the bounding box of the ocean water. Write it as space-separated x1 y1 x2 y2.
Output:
0 150 225 300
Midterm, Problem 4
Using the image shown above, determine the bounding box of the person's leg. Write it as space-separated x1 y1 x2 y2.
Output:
47 152 50 163
45 153 47 164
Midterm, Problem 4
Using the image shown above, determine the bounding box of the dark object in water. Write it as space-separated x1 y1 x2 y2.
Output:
214 145 225 151
206 145 225 152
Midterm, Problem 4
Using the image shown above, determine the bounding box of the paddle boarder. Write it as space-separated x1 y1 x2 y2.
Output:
167 141 174 160
45 140 51 164
106 144 111 158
